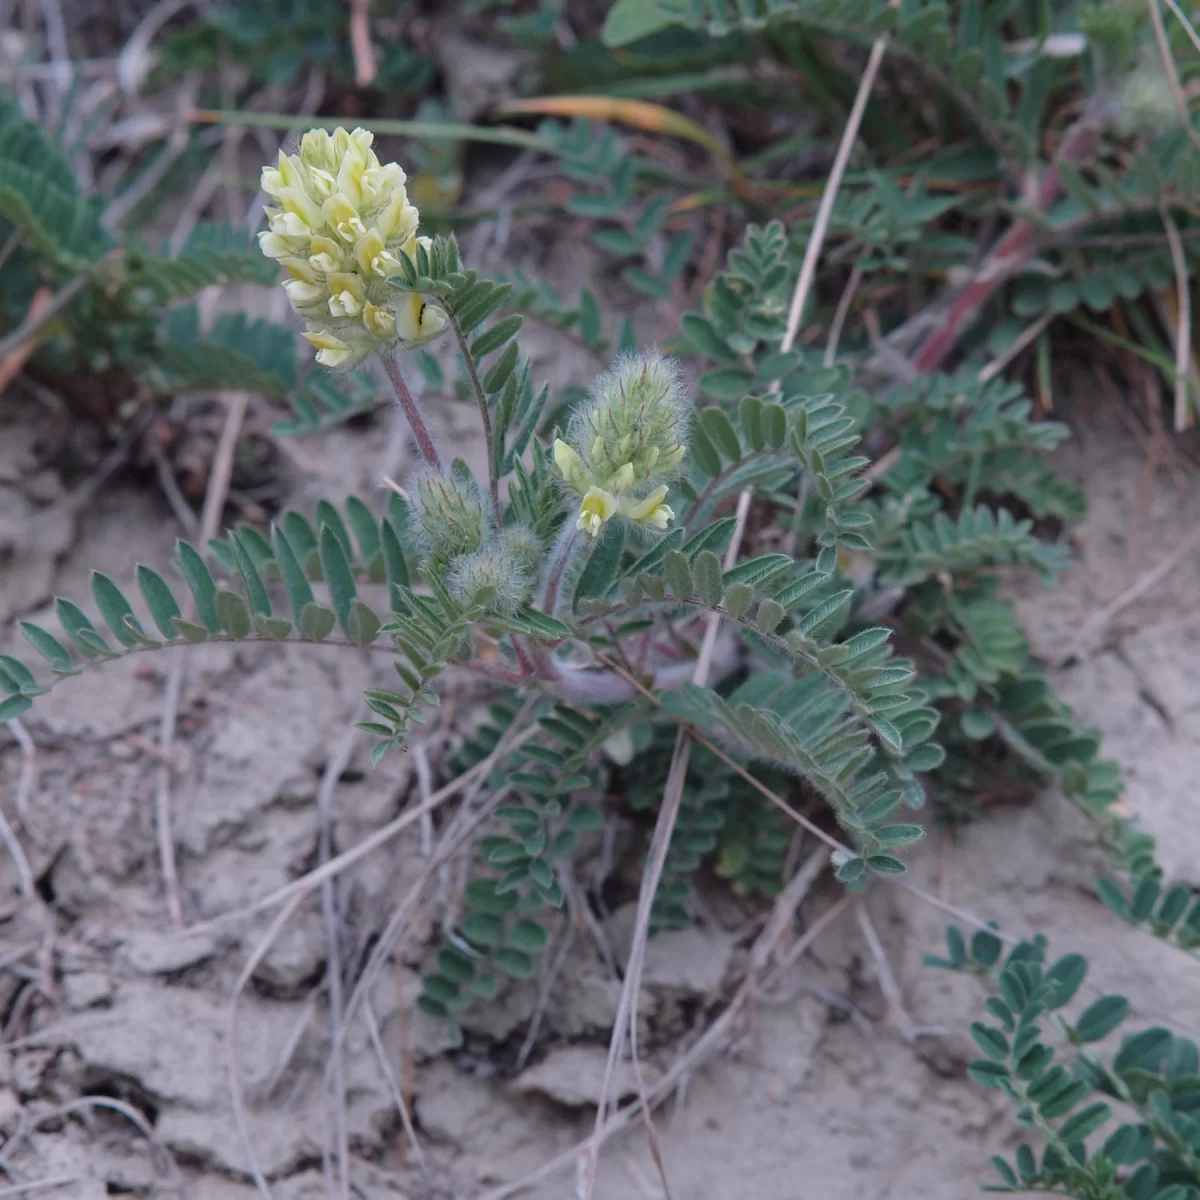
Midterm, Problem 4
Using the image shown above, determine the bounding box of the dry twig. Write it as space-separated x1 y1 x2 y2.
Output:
479 880 853 1200
157 392 249 928
315 724 361 1200
0 286 50 394
585 491 752 1200
347 0 377 88
1053 524 1200 666
1160 204 1194 431
4 718 37 844
1149 0 1200 158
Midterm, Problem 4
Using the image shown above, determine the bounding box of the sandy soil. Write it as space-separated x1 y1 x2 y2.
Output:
2 334 1199 1199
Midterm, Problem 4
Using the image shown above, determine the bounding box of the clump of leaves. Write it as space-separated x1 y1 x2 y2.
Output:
932 925 1200 1199
0 98 372 432
162 0 433 91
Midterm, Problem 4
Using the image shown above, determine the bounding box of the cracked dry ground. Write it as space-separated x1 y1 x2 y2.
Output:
1 385 1198 1199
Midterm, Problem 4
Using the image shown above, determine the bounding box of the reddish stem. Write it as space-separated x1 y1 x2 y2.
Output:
911 121 1100 373
383 354 443 470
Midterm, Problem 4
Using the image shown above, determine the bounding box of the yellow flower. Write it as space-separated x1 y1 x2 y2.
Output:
322 194 366 243
283 279 324 309
307 235 346 275
326 272 364 317
302 329 356 368
353 229 401 279
620 486 674 530
374 189 419 244
576 487 619 539
257 232 293 259
258 126 450 367
363 303 395 339
555 443 677 537
393 293 448 346
554 439 588 493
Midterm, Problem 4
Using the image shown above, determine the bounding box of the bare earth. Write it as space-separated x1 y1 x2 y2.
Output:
2 349 1199 1198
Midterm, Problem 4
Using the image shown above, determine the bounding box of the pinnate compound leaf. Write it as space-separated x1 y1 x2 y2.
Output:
177 541 221 632
230 532 271 616
20 622 75 672
253 614 293 640
91 572 140 647
319 524 357 637
0 695 33 720
300 603 338 641
55 598 112 658
216 590 251 639
1074 995 1129 1043
172 618 210 643
135 566 182 638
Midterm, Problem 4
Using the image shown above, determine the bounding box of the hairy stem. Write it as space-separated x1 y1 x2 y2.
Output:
447 310 501 522
541 525 581 619
382 353 443 470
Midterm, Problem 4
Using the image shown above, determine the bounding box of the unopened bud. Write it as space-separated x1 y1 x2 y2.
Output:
409 470 486 558
447 546 531 615
1117 64 1179 137
499 526 544 578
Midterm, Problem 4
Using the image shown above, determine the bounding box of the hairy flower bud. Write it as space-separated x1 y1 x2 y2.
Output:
552 351 689 538
447 546 531 615
498 526 544 579
1117 64 1179 137
257 126 447 369
409 470 487 559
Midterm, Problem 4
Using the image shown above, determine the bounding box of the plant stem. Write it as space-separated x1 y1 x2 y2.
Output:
510 634 537 679
779 30 891 358
0 250 123 361
382 353 443 471
0 228 24 273
910 116 1099 371
447 310 501 522
542 526 581 619
187 107 547 150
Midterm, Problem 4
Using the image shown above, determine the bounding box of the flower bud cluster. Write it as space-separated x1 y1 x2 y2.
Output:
553 351 690 539
258 127 449 369
1116 63 1179 137
408 469 540 615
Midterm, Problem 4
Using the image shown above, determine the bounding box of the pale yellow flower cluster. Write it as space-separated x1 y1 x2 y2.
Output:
258 127 448 368
551 351 689 540
554 441 675 539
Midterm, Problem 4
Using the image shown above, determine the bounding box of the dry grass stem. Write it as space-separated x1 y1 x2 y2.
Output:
584 491 752 1200
1053 524 1200 666
480 873 854 1200
156 392 249 929
315 724 362 1200
1149 0 1200 158
1160 204 1194 431
780 28 893 357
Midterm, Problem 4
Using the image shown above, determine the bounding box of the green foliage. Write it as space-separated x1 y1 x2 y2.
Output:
0 97 108 270
421 693 645 1036
3 494 418 716
626 731 792 929
932 927 1200 1199
12 0 1188 1114
539 119 697 307
162 0 433 91
0 101 373 433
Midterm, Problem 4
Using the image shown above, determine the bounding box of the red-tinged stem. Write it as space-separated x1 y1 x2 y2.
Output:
383 353 443 470
511 634 537 679
911 120 1100 373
